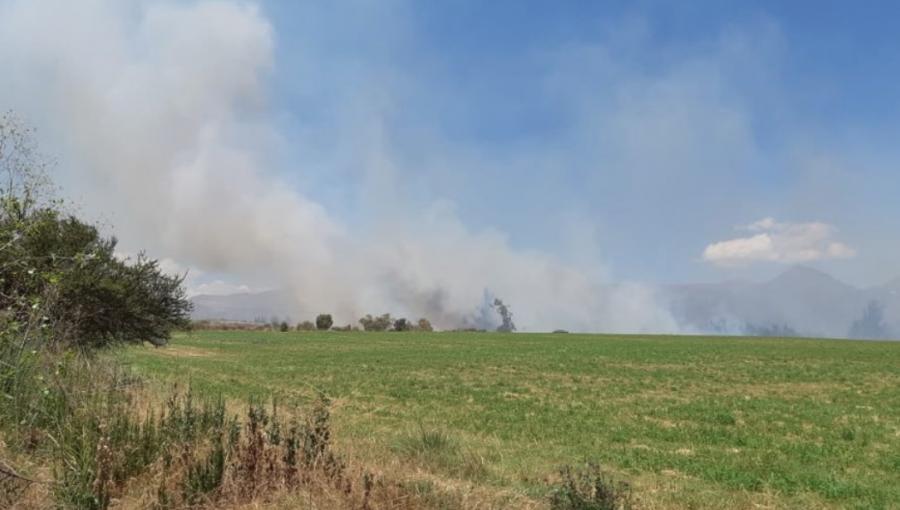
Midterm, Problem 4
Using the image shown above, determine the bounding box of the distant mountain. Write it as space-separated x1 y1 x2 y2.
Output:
661 265 898 339
190 266 900 339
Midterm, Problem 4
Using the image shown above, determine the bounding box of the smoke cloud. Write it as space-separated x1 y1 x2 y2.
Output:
0 0 680 333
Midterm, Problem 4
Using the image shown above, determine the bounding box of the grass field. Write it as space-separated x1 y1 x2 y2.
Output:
121 331 900 510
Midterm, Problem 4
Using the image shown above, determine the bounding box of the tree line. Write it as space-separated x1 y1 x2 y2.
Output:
268 313 434 333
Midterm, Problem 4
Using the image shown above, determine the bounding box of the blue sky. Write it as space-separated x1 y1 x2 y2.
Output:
256 0 900 285
1 0 898 329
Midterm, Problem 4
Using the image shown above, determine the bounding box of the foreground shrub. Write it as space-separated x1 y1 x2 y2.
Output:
0 207 192 349
1 353 345 510
550 463 634 510
0 113 191 350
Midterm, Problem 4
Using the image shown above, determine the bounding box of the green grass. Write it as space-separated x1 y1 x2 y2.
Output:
120 331 900 509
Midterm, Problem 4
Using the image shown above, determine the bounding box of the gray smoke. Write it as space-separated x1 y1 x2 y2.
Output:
491 299 517 333
0 0 682 333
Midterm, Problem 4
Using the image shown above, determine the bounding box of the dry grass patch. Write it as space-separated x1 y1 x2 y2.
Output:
149 345 224 359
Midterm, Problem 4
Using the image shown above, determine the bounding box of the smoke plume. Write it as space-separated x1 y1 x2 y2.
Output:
0 0 680 332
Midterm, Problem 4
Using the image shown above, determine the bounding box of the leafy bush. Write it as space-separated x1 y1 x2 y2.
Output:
393 318 410 332
0 208 192 349
0 115 191 350
359 313 392 332
315 314 334 331
296 320 316 331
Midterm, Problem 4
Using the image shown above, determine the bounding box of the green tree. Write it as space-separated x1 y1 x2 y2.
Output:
315 314 334 331
0 207 192 348
359 313 392 332
0 113 191 349
393 317 409 332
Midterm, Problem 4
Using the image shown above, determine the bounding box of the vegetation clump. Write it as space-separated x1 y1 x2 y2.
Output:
359 313 393 332
417 318 434 332
315 313 333 331
296 320 316 331
0 114 192 351
355 313 435 332
393 317 410 332
550 463 633 510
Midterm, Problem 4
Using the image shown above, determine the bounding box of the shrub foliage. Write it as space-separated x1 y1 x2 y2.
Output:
0 114 191 349
315 313 333 331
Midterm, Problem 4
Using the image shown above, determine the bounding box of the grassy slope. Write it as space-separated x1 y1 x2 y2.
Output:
121 331 900 510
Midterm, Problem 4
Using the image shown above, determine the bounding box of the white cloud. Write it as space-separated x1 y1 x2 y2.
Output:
703 218 856 266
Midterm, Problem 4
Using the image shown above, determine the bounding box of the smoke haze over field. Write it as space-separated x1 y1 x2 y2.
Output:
2 1 899 333
0 0 680 332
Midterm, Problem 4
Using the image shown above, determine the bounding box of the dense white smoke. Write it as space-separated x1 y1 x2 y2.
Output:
0 0 680 332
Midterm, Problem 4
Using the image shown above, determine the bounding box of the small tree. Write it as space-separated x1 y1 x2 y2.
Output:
315 314 334 331
417 318 434 332
375 313 392 331
359 313 392 332
393 318 410 332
